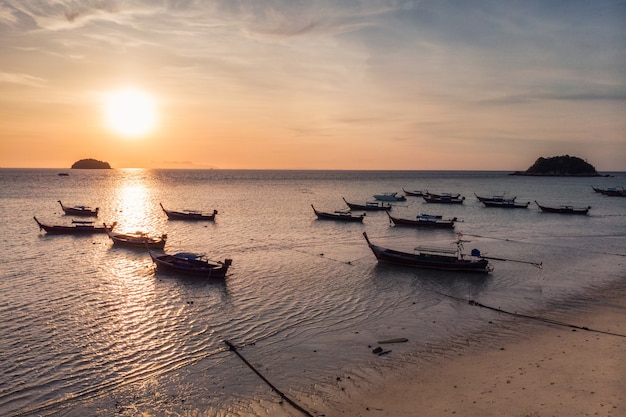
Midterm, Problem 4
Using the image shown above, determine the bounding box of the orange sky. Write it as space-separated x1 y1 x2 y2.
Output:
1 1 625 171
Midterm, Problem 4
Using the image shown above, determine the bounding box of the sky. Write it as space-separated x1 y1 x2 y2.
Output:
1 0 625 171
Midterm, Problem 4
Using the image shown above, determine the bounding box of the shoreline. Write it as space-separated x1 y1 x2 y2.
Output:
317 283 626 417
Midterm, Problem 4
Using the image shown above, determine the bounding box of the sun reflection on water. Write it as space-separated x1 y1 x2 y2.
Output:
103 169 165 360
110 169 165 235
98 169 180 389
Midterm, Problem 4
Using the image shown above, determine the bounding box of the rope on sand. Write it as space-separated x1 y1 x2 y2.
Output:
434 291 626 338
224 340 317 417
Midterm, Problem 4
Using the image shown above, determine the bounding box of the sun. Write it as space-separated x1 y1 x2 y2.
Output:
104 88 156 137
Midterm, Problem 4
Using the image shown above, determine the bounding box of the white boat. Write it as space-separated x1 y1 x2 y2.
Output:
373 192 406 202
105 226 167 249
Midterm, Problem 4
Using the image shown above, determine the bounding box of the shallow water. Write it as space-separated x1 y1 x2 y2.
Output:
1 169 625 416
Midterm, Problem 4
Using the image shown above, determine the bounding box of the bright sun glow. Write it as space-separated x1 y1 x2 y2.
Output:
104 89 156 137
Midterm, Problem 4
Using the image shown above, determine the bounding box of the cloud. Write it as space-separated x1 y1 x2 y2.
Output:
0 71 47 87
542 91 626 102
159 0 416 40
0 2 19 25
1 0 624 170
477 87 626 106
2 0 152 31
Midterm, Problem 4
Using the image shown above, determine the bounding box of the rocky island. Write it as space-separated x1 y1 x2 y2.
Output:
510 155 606 177
71 158 111 169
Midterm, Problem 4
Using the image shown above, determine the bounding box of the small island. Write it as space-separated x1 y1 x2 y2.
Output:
71 158 111 169
510 155 606 177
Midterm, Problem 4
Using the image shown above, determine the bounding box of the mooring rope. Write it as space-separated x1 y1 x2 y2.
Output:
462 232 626 258
433 291 626 338
224 340 317 417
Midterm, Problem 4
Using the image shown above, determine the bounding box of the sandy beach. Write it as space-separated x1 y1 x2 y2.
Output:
321 286 626 417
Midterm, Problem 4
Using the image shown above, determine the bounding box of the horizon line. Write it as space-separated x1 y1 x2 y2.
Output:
1 167 625 173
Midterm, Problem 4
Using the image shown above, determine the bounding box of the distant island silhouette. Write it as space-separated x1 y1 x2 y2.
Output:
510 155 605 177
71 158 111 169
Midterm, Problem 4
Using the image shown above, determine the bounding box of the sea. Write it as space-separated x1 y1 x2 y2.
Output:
1 169 625 417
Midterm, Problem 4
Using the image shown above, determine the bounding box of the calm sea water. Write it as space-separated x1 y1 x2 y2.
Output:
1 169 625 416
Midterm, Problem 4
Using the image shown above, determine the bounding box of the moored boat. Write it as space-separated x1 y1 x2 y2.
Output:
481 200 529 209
342 197 391 211
403 188 425 197
535 201 591 215
105 226 167 249
386 211 456 228
591 186 626 197
423 193 465 204
160 203 218 220
373 192 406 202
34 216 115 234
312 205 365 222
149 250 232 278
362 232 492 272
425 191 461 199
58 200 99 216
474 193 516 203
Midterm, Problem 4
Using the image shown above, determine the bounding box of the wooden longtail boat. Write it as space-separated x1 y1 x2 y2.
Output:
149 250 232 278
160 203 217 221
312 205 365 222
105 226 167 249
481 200 530 209
423 194 465 204
58 200 99 216
362 232 492 272
403 188 425 197
474 193 516 203
386 211 456 229
425 191 461 199
535 201 590 215
342 197 391 211
34 216 115 235
592 186 626 197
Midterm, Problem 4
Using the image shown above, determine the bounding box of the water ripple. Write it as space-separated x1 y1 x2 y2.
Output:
2 169 626 416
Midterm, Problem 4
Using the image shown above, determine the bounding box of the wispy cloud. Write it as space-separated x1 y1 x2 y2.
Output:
0 71 46 87
2 0 154 31
476 86 626 106
1 0 624 169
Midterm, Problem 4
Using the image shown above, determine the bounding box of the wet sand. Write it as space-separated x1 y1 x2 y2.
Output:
321 288 626 417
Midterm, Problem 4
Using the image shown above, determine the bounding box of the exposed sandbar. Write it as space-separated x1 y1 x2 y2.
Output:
321 288 626 417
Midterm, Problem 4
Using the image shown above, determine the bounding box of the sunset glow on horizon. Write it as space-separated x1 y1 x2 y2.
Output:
0 1 625 171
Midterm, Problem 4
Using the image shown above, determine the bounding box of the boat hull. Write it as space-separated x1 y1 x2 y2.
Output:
482 201 529 208
403 188 424 197
312 205 364 222
363 232 491 273
535 201 590 215
373 194 406 201
343 198 391 211
34 217 113 235
160 203 217 221
387 212 456 229
592 186 626 197
107 230 167 249
423 195 465 204
474 193 516 203
150 251 232 278
58 201 99 217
